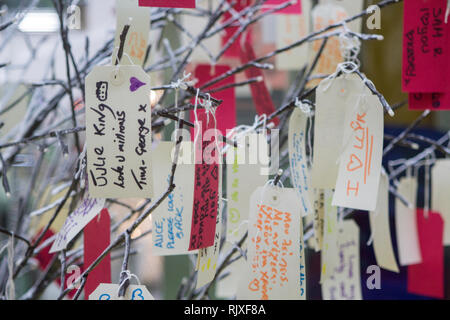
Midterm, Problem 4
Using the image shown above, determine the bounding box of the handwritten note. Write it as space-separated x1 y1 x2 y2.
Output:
86 65 152 198
138 0 195 8
332 88 384 211
369 172 399 273
222 0 252 58
321 220 362 300
50 195 105 253
320 189 339 282
431 159 450 245
313 189 324 252
319 0 363 32
395 176 422 266
288 107 313 216
89 283 154 300
152 141 195 255
402 0 449 93
409 92 450 110
238 187 305 300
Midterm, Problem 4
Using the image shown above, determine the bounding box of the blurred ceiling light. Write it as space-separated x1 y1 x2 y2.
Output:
18 11 59 33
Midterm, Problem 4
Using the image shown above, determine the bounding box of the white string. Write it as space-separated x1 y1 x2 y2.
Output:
117 270 141 296
170 71 194 90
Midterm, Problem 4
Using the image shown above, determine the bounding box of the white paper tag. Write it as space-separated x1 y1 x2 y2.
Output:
50 196 105 253
321 220 362 300
320 189 339 282
318 0 364 32
431 159 450 245
369 171 399 273
312 73 361 188
226 133 268 242
289 107 313 216
395 176 422 266
89 283 154 300
113 0 150 66
275 0 312 70
312 188 325 252
151 141 194 255
332 87 384 211
215 242 246 298
237 187 305 300
86 65 152 198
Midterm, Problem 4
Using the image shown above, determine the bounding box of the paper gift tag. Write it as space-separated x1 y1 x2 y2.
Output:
368 172 399 273
261 0 302 15
409 92 450 110
312 73 361 189
138 0 195 8
407 209 444 299
288 107 313 216
431 159 450 245
402 0 449 92
321 220 362 300
89 283 154 300
196 165 222 288
275 0 311 70
50 196 105 253
312 189 324 252
114 0 150 66
86 65 152 198
226 133 268 242
216 242 246 298
319 0 363 32
238 187 305 300
152 141 195 255
332 86 384 211
84 208 111 299
395 176 422 266
320 189 339 282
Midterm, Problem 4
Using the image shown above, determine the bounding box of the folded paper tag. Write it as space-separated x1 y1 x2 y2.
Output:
320 189 339 282
89 283 154 300
431 159 450 245
152 141 195 255
332 87 384 211
86 65 152 198
321 220 362 300
288 107 313 216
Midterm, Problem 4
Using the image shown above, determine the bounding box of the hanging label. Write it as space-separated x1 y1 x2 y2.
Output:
152 141 195 255
288 107 313 216
409 92 450 110
407 209 444 299
238 187 305 300
226 133 268 242
89 283 154 300
138 0 195 8
320 189 339 282
321 220 362 300
86 65 152 198
319 0 364 32
84 208 111 299
216 242 246 298
332 87 384 211
114 0 150 66
395 176 422 266
312 73 360 189
369 172 399 273
402 0 449 93
262 0 302 15
313 189 324 252
431 159 450 245
222 0 252 58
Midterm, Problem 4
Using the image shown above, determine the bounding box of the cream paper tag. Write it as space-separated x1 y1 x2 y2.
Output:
215 241 247 298
275 0 312 70
196 165 223 289
332 87 384 211
320 189 339 282
50 196 105 253
321 220 362 300
431 159 450 245
151 141 194 255
237 187 305 300
226 134 268 242
288 108 313 216
113 0 150 66
89 283 154 300
318 0 364 32
313 188 325 252
395 175 422 266
86 65 152 198
312 73 361 189
369 171 399 273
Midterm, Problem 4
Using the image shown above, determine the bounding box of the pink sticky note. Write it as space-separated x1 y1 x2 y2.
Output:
261 0 301 14
138 0 195 8
84 208 111 299
240 36 279 126
402 0 450 93
407 209 444 299
409 92 450 110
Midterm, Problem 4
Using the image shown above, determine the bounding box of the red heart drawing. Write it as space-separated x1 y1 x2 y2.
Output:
347 154 363 172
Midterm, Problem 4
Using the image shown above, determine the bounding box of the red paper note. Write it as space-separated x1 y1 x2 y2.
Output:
138 0 195 8
240 37 279 126
407 209 444 299
402 0 450 93
261 0 302 15
84 208 111 299
221 0 252 58
409 92 450 110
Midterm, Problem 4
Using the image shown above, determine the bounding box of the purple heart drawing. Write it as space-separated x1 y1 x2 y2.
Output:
129 77 146 92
